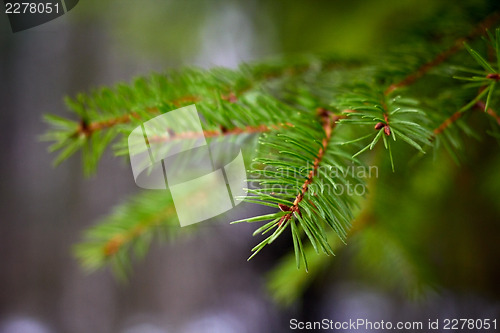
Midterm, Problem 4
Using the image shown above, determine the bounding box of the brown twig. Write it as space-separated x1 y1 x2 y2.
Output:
477 101 500 125
433 110 463 136
74 90 280 138
431 100 500 138
76 107 159 137
75 93 204 137
278 110 345 226
147 122 293 144
75 95 202 137
384 11 500 95
103 206 175 257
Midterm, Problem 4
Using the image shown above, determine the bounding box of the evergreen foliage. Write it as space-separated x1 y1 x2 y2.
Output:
43 9 500 303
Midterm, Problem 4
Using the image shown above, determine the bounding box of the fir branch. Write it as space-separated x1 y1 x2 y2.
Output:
430 32 500 160
75 107 158 137
44 57 352 173
277 111 343 227
67 57 350 137
43 10 500 280
385 11 500 95
337 91 432 163
74 191 179 278
236 107 365 268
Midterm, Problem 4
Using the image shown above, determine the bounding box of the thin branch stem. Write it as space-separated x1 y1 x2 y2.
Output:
147 122 293 144
433 110 463 136
432 94 500 137
75 95 202 137
476 101 500 125
279 111 344 225
103 206 176 257
76 107 158 137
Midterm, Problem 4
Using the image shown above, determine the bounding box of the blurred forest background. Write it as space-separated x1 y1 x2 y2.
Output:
1 0 500 332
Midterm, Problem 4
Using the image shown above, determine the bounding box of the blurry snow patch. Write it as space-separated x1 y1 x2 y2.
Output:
180 312 245 333
0 317 52 333
122 323 168 333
